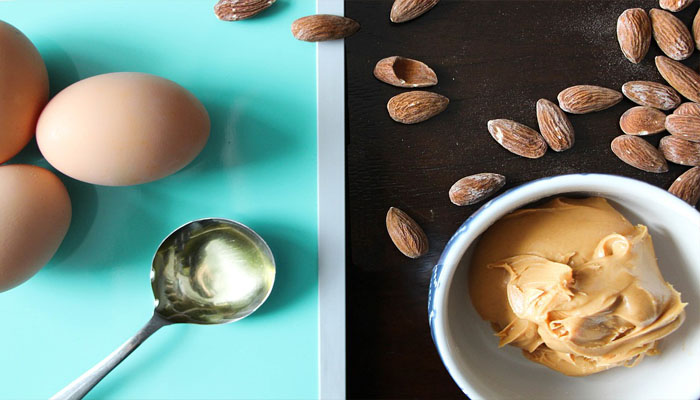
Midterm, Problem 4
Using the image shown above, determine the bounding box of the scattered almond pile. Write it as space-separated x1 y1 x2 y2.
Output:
386 1 700 259
615 6 700 199
212 0 700 259
482 5 700 218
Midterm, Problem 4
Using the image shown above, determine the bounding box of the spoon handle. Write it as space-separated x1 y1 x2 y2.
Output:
50 313 171 400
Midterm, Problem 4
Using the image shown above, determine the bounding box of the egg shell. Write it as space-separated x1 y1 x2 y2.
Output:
0 20 50 163
36 72 210 186
0 165 71 292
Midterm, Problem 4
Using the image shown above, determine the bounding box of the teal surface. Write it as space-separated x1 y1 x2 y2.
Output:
0 1 318 399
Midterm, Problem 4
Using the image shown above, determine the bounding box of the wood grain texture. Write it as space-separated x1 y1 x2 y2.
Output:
345 0 698 398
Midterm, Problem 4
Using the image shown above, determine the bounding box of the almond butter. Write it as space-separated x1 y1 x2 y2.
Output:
448 173 506 206
650 8 694 60
674 102 700 116
659 135 700 165
291 14 360 42
611 135 669 173
655 56 700 103
374 56 437 88
386 207 428 258
536 99 575 151
665 114 700 142
660 0 694 12
390 0 439 23
622 81 681 110
488 119 547 159
387 91 448 124
620 106 667 135
668 166 700 205
214 0 275 21
557 85 623 114
617 8 652 64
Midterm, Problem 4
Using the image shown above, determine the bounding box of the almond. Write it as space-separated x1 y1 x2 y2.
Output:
674 102 700 116
536 99 575 151
387 91 448 124
620 106 667 136
660 0 694 12
291 14 360 42
448 173 506 206
617 8 652 64
374 56 437 88
659 135 700 165
611 135 669 173
622 81 681 110
390 0 439 23
386 207 428 258
214 0 275 21
649 9 694 60
557 85 623 114
488 119 547 159
668 166 700 205
693 6 700 48
665 114 700 142
655 56 700 103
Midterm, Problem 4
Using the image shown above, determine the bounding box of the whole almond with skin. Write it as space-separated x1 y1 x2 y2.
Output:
387 91 448 124
390 0 439 23
668 166 700 205
660 0 694 12
611 135 669 173
665 114 700 142
449 173 506 206
674 102 700 116
617 8 652 64
620 106 667 136
214 0 275 21
386 207 428 258
693 7 700 47
656 56 700 103
291 15 359 42
488 119 547 159
374 56 437 88
659 135 700 165
557 85 623 114
536 99 574 151
649 9 694 61
622 81 681 110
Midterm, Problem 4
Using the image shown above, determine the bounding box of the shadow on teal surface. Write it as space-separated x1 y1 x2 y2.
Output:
187 98 300 172
249 220 318 317
51 179 98 266
39 38 80 95
4 138 44 166
184 83 311 174
86 323 190 399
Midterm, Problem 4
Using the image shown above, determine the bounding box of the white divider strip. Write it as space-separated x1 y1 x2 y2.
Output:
316 0 346 398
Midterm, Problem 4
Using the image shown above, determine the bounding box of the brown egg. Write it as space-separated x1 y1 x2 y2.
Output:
36 72 210 186
0 20 50 163
0 165 71 292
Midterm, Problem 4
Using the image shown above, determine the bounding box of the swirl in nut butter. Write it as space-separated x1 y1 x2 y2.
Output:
469 197 686 376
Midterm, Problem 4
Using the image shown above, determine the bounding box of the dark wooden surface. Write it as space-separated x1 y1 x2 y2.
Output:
344 0 698 398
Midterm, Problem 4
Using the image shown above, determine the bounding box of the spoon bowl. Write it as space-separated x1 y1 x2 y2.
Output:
51 218 275 400
152 218 275 324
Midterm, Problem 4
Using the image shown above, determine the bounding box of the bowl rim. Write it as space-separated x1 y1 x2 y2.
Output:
428 173 700 398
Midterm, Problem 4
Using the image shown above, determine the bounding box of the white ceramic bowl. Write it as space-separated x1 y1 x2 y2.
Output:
429 174 700 400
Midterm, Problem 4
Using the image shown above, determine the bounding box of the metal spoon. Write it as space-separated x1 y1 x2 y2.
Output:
51 218 276 400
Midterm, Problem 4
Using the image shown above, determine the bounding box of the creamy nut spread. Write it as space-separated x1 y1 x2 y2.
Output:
469 197 686 376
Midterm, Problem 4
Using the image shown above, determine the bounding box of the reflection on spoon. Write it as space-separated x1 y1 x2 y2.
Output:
51 218 275 400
